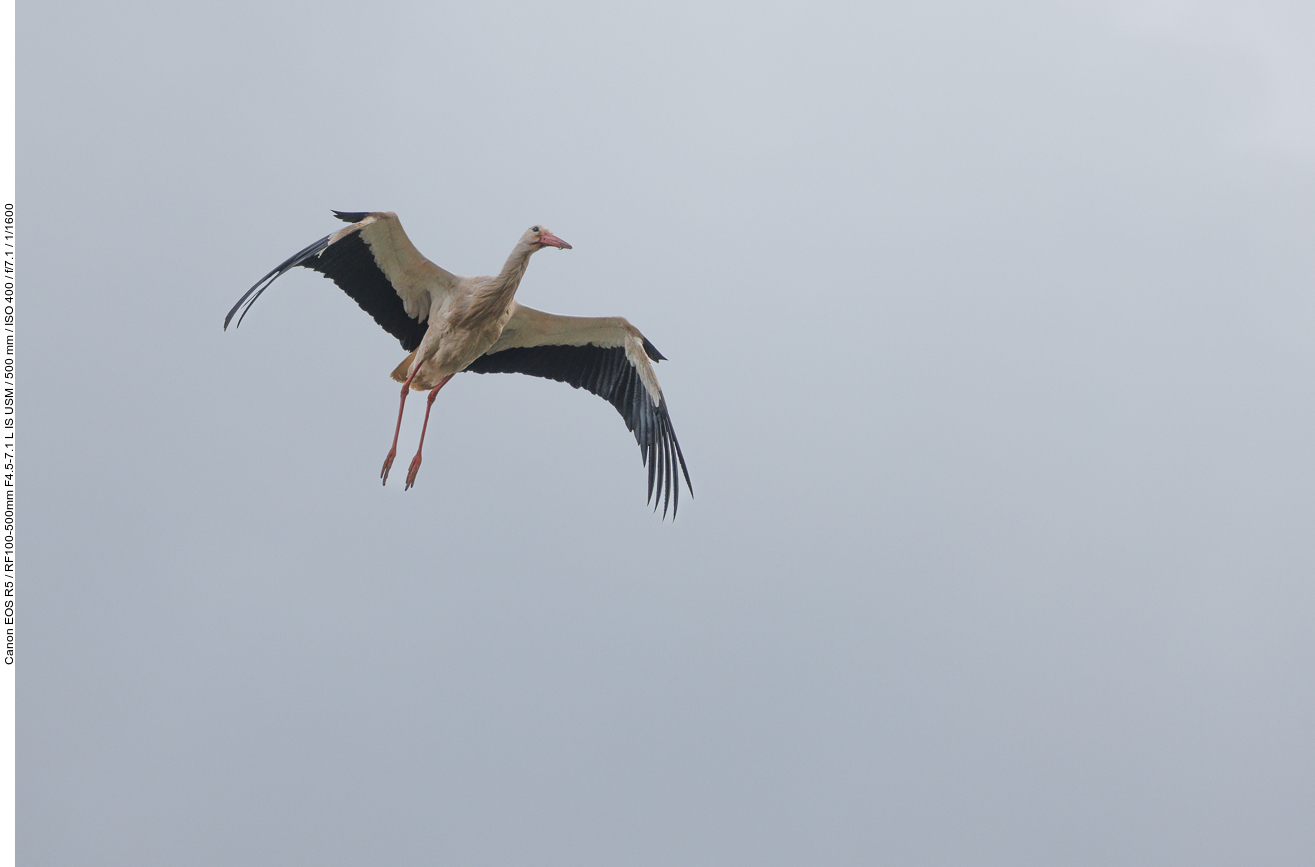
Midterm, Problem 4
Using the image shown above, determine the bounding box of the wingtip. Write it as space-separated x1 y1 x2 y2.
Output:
642 337 667 362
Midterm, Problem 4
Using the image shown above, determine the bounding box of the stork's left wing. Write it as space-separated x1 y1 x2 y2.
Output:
223 211 455 351
466 302 692 517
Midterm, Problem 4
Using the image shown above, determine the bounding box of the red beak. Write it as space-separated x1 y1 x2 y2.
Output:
537 232 572 250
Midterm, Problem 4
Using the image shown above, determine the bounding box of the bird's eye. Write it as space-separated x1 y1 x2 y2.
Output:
531 226 540 233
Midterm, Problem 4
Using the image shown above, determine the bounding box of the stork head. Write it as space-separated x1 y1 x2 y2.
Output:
522 225 572 251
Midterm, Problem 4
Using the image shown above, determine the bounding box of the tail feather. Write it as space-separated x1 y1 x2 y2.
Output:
391 351 418 384
391 350 444 390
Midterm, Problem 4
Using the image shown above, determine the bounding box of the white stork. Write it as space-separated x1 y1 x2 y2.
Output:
224 211 691 517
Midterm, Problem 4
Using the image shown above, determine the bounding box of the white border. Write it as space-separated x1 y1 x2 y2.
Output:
1 2 13 865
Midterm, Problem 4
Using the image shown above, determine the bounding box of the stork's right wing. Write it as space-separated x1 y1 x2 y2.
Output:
224 211 457 351
467 303 692 518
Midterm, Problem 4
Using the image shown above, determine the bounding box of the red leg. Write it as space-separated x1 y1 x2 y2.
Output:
405 374 454 491
381 368 421 485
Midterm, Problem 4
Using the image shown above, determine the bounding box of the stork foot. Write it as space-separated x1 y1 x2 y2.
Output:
381 448 397 485
404 453 423 490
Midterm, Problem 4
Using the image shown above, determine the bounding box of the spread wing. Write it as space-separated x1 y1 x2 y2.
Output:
466 302 692 517
224 211 457 351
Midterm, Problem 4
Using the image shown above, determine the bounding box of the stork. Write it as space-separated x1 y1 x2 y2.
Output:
224 211 691 517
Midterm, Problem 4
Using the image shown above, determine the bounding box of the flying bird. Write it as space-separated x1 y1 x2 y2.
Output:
224 211 691 516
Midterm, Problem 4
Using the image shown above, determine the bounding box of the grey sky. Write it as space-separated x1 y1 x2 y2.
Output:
20 1 1315 864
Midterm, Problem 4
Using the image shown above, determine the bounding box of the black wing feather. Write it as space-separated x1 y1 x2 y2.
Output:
299 231 428 351
224 217 429 351
641 337 666 361
466 344 693 517
223 234 332 331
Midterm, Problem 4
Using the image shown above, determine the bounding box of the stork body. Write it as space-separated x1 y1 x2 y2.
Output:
224 211 691 516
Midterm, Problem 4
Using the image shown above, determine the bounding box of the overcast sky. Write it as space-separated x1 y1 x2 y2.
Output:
19 1 1315 864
